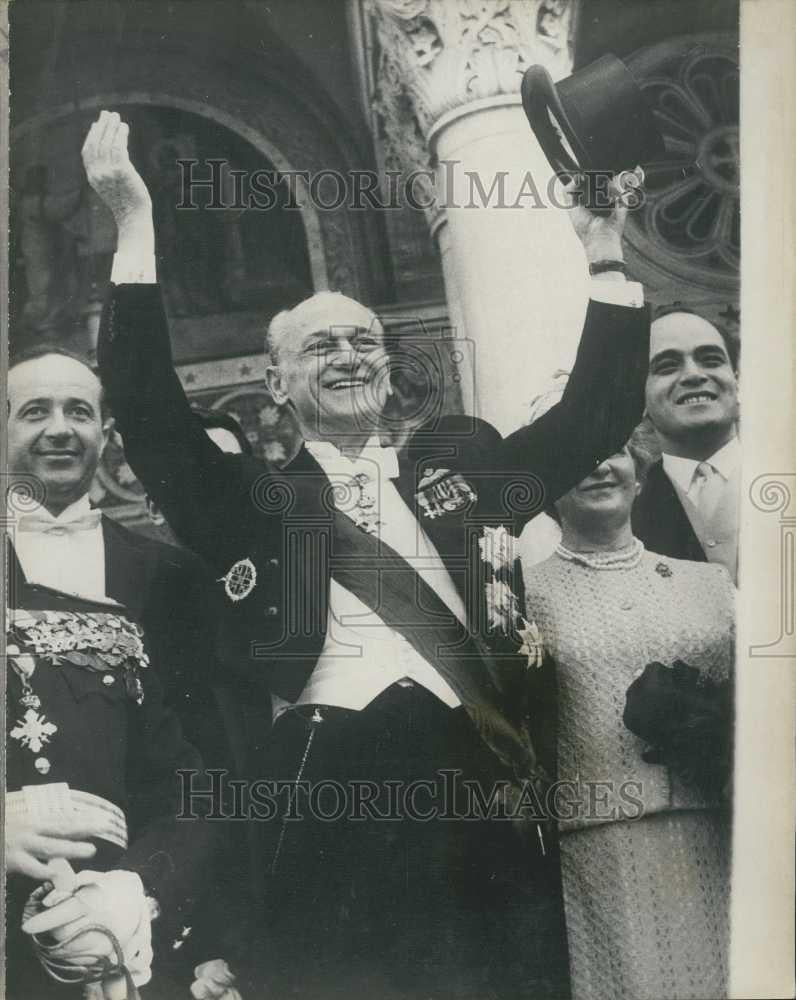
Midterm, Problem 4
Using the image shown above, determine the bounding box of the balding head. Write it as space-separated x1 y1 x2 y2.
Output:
266 292 380 364
264 291 391 446
8 351 111 515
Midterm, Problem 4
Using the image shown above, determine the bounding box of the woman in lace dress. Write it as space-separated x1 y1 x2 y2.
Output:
522 443 734 1000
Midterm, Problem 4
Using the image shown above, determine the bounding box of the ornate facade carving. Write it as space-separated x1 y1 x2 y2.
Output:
366 0 574 221
369 0 574 138
624 33 739 296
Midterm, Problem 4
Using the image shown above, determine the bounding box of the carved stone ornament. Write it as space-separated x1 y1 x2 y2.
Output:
370 0 573 136
366 0 574 213
625 34 739 293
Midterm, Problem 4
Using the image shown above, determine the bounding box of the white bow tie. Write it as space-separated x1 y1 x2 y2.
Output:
17 510 102 534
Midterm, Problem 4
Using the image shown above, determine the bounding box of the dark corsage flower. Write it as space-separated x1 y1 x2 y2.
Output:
655 561 673 578
623 660 733 800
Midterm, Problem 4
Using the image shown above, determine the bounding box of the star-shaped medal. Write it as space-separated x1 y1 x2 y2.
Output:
10 709 58 754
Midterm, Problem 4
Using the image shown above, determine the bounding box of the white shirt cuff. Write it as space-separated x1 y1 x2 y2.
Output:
589 278 644 308
111 251 157 285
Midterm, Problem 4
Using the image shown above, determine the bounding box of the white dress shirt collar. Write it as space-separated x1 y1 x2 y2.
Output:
662 436 740 495
12 492 97 529
305 435 400 482
9 490 109 602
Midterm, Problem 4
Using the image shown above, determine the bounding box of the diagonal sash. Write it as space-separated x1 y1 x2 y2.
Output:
329 510 541 784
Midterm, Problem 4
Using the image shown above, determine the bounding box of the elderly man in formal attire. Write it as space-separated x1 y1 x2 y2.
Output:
5 347 221 998
85 108 650 998
633 306 740 582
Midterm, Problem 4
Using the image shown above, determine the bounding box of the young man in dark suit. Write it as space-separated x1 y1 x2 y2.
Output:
86 109 650 997
632 307 740 582
5 348 222 997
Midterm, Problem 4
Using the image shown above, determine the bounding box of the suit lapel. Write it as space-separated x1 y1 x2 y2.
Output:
101 516 160 617
6 539 27 610
395 449 421 514
636 463 706 562
395 448 473 596
656 464 706 560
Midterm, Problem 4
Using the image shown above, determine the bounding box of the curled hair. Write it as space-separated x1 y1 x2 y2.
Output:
626 416 661 485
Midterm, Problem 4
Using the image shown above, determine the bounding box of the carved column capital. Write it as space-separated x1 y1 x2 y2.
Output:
368 0 575 138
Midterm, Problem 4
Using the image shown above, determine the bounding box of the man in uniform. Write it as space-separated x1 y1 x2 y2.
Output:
86 109 650 997
5 347 220 997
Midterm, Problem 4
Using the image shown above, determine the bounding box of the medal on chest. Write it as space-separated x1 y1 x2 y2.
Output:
219 557 258 602
351 472 381 535
415 467 478 521
8 651 57 770
7 609 151 776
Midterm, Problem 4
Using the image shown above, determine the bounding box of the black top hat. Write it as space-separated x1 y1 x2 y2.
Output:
521 53 665 178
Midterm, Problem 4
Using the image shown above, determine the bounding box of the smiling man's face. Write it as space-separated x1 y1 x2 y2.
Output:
8 354 110 514
646 312 739 457
265 293 390 443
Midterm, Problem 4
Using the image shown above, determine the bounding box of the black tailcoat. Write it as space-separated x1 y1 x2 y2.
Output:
96 281 649 993
98 283 649 729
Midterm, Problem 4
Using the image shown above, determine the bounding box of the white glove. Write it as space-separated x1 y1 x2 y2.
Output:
22 869 153 986
191 959 242 999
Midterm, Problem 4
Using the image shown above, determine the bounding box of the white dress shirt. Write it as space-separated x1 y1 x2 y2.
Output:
662 436 740 581
10 492 109 601
272 437 466 718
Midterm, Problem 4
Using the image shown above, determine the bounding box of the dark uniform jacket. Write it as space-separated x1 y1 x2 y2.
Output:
8 515 235 769
5 566 219 999
7 516 231 996
98 283 649 786
632 459 709 563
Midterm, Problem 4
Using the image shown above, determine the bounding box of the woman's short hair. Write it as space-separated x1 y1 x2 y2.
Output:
626 416 661 483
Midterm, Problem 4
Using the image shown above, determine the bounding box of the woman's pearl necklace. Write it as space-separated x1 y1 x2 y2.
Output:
555 537 644 570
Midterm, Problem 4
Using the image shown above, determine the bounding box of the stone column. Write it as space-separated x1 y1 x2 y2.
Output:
369 0 589 434
429 207 476 413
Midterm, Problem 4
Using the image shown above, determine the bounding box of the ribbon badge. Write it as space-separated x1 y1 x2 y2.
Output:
219 558 258 603
415 467 478 520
